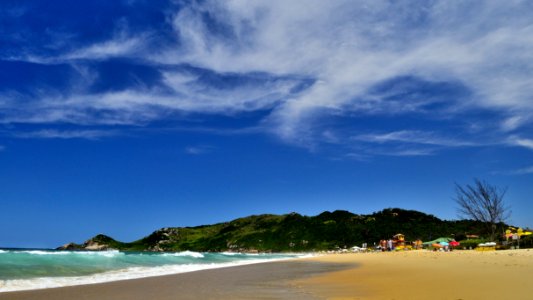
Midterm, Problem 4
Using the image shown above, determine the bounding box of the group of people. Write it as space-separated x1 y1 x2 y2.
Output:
378 238 424 251
379 239 395 251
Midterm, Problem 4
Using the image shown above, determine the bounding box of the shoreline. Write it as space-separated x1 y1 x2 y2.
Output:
2 249 533 299
0 253 312 293
0 256 308 295
0 258 354 300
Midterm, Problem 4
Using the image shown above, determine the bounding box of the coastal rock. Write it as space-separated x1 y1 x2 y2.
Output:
148 245 164 252
56 242 82 250
80 234 118 251
83 241 109 250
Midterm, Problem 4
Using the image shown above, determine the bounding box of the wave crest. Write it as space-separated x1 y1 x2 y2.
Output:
162 251 204 258
12 250 122 257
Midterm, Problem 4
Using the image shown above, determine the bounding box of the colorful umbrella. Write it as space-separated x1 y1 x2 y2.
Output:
449 240 460 247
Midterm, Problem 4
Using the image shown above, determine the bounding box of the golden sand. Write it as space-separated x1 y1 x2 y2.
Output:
295 250 533 300
3 250 531 299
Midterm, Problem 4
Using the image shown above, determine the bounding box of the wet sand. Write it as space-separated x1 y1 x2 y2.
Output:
0 260 353 300
3 250 532 299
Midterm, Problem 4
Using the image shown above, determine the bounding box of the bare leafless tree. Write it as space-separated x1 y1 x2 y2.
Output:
454 179 511 241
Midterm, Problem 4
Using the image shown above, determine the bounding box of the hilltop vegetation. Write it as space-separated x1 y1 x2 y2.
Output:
60 208 502 252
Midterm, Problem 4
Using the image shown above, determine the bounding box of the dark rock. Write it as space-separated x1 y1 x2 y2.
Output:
56 242 82 250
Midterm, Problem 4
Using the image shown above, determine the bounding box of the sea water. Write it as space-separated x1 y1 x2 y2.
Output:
0 249 306 292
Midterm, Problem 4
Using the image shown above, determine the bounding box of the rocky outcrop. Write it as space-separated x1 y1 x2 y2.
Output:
83 241 110 250
147 245 164 252
79 234 118 250
56 242 82 250
56 234 119 251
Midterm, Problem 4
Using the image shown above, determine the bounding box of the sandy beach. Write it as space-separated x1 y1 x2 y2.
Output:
2 249 532 299
297 249 533 299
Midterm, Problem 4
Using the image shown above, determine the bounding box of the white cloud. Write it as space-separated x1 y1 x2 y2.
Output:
383 148 435 157
0 74 301 125
352 130 476 147
501 116 526 132
5 25 149 64
13 129 117 140
345 144 436 158
160 70 301 113
3 1 533 153
153 1 533 145
512 166 533 175
497 164 533 176
64 35 147 61
509 137 533 150
185 145 214 155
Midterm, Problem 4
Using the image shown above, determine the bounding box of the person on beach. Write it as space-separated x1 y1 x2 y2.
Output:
387 239 393 251
380 240 387 251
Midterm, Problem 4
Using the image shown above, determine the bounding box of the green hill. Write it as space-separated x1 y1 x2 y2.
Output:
58 208 500 252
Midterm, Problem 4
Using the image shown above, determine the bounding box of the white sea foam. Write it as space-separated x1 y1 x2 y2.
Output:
0 256 299 293
74 250 123 258
0 250 6 254
15 250 70 255
162 251 204 258
294 253 316 259
220 251 239 256
13 250 122 257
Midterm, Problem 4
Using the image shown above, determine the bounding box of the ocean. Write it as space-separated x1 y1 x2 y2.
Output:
0 249 306 292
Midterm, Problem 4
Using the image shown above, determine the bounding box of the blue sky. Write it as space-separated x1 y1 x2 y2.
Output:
1 1 532 248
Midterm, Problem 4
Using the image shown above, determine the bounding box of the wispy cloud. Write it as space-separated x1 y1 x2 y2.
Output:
511 166 533 175
386 149 435 157
65 35 148 61
2 1 533 155
352 130 476 147
495 165 533 176
501 116 527 132
161 1 533 147
0 5 27 18
185 145 214 155
13 129 117 140
7 36 149 66
508 137 533 150
347 144 436 158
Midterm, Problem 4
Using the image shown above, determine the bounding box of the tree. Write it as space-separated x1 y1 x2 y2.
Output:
454 179 511 241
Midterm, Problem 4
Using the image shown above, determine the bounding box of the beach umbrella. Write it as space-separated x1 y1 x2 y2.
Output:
432 243 443 248
439 241 449 247
422 237 454 245
449 241 460 247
